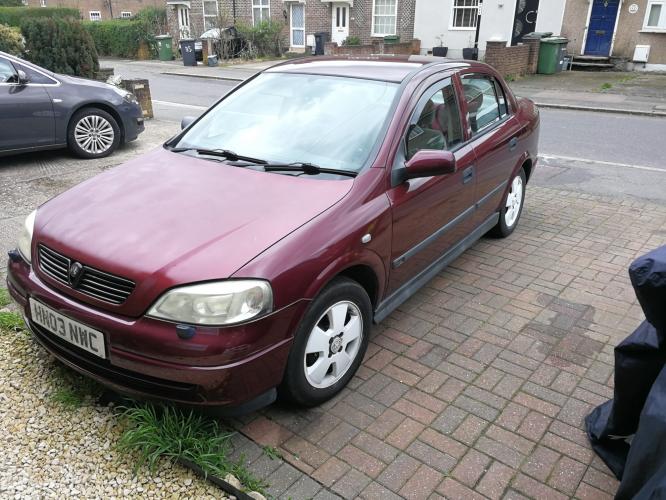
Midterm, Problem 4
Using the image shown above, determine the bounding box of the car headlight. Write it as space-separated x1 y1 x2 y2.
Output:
17 210 36 264
147 280 273 326
110 85 139 105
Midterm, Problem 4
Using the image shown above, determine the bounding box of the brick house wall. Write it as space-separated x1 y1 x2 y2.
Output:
25 0 163 20
484 39 540 78
167 0 416 52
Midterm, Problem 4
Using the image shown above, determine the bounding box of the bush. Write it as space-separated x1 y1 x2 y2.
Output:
0 22 22 54
0 0 23 6
0 7 79 27
342 36 361 46
84 20 152 58
133 6 168 35
236 20 284 58
21 17 98 78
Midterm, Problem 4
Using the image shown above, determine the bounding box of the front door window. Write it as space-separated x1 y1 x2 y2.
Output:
332 4 349 45
291 4 305 47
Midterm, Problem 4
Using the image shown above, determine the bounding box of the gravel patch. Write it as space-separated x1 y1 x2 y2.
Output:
0 326 229 498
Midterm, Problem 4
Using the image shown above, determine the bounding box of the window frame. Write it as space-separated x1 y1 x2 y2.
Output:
120 11 132 18
371 0 398 37
89 10 102 21
450 0 479 31
202 0 218 30
251 0 270 26
643 0 666 31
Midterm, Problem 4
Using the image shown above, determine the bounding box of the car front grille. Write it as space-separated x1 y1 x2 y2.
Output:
38 244 135 305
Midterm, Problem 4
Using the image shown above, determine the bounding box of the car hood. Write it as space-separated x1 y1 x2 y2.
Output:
58 73 115 91
34 148 353 316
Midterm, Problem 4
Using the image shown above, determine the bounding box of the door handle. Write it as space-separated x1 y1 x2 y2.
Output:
462 166 474 184
509 137 518 152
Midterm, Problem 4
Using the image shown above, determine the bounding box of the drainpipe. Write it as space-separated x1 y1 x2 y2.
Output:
232 0 236 23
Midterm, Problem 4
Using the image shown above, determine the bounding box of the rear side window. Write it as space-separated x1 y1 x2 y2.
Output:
461 74 504 135
406 80 463 159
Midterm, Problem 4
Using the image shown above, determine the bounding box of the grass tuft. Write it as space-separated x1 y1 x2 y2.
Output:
600 82 613 91
50 365 104 409
118 404 266 494
0 288 11 307
0 311 24 332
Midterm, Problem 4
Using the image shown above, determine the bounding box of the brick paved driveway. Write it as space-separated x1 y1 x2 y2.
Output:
239 185 666 499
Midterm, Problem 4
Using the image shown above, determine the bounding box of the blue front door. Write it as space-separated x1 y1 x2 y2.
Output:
584 0 619 56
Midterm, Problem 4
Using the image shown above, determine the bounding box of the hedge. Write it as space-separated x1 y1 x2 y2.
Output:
0 23 22 54
21 17 98 78
0 0 23 7
0 7 79 27
84 20 153 58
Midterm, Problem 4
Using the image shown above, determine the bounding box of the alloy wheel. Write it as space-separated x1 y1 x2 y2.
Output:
303 300 363 389
74 115 115 155
504 175 523 227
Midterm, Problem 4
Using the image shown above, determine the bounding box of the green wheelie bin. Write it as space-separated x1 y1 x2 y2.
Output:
155 35 174 61
537 37 569 75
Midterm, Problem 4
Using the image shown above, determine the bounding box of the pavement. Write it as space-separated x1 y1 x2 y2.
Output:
101 57 666 117
2 119 666 498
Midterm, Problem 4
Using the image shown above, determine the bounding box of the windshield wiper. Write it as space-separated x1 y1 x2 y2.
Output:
262 163 358 178
169 147 268 165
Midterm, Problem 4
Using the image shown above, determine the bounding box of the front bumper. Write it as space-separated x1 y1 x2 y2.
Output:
7 256 304 409
119 103 145 143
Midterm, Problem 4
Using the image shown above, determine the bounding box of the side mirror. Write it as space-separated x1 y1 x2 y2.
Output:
180 115 196 130
16 69 29 85
404 149 456 180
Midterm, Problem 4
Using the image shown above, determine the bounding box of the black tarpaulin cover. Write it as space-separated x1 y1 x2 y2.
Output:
585 245 666 499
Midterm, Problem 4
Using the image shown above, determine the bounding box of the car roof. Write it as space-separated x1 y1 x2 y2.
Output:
266 56 475 83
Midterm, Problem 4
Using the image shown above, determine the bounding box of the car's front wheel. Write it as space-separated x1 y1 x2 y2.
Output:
280 278 371 407
67 108 121 159
488 167 526 238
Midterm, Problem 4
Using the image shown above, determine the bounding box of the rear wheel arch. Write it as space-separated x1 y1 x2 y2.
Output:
522 157 533 182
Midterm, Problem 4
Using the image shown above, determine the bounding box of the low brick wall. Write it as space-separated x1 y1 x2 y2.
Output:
484 39 541 78
325 39 421 57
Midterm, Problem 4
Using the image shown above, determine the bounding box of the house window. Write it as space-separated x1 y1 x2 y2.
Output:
451 0 479 29
252 0 270 26
644 1 666 30
89 11 101 21
120 11 132 18
372 0 397 36
203 0 219 30
40 0 46 7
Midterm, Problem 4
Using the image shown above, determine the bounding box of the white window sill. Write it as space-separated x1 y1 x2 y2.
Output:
640 28 666 33
448 27 477 31
371 33 397 37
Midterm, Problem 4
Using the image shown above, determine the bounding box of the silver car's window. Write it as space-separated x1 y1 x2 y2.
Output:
175 73 399 172
0 57 16 83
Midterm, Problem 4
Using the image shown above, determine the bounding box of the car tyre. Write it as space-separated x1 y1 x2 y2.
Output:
488 167 526 238
280 277 372 407
67 107 121 159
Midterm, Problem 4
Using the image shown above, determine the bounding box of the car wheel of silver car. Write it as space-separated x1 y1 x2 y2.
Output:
68 108 121 159
280 277 371 407
489 167 527 238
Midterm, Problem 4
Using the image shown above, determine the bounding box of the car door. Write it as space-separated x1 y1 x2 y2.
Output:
460 72 522 226
0 56 55 151
386 76 477 295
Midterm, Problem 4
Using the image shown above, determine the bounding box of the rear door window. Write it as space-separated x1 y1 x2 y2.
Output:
461 74 504 135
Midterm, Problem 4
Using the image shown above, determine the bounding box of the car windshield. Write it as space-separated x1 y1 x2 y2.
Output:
173 72 399 172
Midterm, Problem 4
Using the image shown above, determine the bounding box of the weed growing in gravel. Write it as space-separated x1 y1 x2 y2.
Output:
0 311 24 332
118 405 267 494
0 288 11 307
50 365 104 409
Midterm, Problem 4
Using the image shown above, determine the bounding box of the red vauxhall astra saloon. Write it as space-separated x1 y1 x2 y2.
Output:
7 56 539 413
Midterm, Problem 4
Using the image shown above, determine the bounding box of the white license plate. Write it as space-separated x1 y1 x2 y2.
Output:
29 298 106 359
